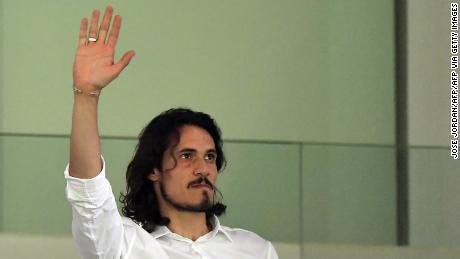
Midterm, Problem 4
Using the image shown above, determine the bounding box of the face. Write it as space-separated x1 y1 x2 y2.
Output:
149 125 218 213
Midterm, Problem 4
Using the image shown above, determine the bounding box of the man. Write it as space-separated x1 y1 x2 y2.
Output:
65 5 279 259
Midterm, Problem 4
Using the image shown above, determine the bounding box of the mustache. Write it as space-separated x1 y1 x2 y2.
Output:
188 176 214 190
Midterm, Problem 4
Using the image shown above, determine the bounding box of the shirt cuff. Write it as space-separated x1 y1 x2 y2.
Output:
64 156 112 209
64 155 106 181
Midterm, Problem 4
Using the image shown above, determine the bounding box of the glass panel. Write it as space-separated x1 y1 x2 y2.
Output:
409 147 460 246
302 144 397 245
2 135 71 234
219 142 301 244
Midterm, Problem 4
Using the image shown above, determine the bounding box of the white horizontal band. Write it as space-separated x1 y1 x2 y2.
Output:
88 37 97 42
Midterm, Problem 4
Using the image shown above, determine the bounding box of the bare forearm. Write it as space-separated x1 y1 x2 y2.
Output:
69 94 102 179
68 6 134 178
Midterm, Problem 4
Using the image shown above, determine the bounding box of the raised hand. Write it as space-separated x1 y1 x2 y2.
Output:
73 6 135 94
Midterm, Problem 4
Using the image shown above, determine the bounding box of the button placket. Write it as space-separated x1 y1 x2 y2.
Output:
190 243 213 259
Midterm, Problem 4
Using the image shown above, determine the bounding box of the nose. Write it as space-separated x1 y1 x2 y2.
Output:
193 158 210 177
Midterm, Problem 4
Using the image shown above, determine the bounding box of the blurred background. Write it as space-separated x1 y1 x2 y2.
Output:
0 0 459 258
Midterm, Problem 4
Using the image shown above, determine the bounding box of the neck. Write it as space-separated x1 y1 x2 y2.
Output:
164 209 211 241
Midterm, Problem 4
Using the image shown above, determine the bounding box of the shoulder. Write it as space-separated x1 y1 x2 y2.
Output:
220 225 278 258
121 216 149 236
221 225 272 250
121 216 145 231
121 216 139 226
120 217 160 245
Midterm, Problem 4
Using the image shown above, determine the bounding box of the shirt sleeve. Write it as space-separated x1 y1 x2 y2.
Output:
64 156 124 259
267 242 279 259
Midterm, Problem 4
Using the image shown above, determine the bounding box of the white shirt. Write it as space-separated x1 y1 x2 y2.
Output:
64 157 279 259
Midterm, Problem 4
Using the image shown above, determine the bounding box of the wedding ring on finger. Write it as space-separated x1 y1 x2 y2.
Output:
88 37 97 42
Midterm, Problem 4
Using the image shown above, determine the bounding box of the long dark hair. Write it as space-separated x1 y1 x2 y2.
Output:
120 108 227 232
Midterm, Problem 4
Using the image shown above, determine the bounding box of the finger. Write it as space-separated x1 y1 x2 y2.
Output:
78 18 88 47
112 50 136 74
88 9 100 44
97 6 113 44
107 15 121 47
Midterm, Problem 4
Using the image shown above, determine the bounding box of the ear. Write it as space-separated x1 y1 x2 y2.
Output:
147 168 162 182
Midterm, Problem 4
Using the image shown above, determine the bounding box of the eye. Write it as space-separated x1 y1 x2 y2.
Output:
205 153 216 161
180 152 192 159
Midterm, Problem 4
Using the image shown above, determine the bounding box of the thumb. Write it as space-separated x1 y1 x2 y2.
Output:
113 50 136 74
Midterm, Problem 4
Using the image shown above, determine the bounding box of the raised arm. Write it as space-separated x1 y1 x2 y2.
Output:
69 6 135 179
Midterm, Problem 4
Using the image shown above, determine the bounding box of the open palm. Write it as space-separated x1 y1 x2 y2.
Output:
73 6 135 92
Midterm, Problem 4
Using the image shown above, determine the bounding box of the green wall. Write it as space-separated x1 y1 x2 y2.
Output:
407 0 460 246
0 135 396 246
1 0 394 144
0 0 398 254
0 0 3 235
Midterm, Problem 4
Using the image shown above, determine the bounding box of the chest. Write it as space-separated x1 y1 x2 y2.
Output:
127 237 260 259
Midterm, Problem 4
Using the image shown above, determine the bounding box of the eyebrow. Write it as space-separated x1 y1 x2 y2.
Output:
177 148 216 153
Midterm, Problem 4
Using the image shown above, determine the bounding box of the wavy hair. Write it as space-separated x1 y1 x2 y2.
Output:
120 108 227 233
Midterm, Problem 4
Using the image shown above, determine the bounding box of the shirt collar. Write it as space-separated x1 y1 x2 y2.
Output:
151 215 233 243
151 225 170 239
209 215 233 242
